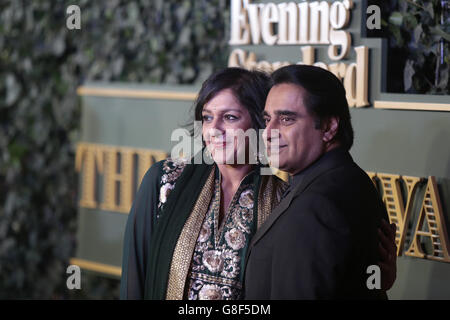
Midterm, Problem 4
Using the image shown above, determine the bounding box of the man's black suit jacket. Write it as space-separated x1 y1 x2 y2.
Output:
244 147 389 299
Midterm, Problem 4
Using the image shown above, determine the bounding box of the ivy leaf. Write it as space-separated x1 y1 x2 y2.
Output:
424 2 434 19
436 66 449 90
389 24 404 47
389 11 403 26
5 73 21 106
8 142 27 165
404 13 418 29
404 59 415 91
413 24 423 46
430 26 450 42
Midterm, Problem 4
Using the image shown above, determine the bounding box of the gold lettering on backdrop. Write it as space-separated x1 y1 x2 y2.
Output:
309 1 330 44
301 46 315 66
399 176 423 254
229 0 352 50
298 1 309 43
75 142 168 214
228 45 369 107
228 0 370 107
261 3 279 45
367 172 449 262
377 173 405 250
100 147 134 213
277 2 299 45
373 173 423 255
135 149 167 186
344 46 369 108
75 145 450 261
75 144 104 209
366 171 378 188
405 177 450 262
229 0 250 45
328 0 353 60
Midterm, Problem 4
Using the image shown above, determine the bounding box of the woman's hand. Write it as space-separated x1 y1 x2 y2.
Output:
378 219 398 291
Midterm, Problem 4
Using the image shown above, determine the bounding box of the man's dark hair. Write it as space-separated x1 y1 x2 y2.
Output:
192 67 271 135
271 64 354 150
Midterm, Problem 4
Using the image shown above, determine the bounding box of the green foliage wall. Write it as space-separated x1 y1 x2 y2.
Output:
0 0 230 299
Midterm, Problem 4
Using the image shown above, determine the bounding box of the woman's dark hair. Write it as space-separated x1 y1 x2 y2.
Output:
271 64 354 150
191 67 271 136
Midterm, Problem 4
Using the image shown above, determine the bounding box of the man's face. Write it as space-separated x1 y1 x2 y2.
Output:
263 83 326 175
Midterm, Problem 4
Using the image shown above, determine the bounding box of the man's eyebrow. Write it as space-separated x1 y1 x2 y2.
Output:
262 111 270 117
274 110 299 117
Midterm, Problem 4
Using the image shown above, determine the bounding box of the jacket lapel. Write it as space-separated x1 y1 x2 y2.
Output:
248 186 296 248
248 148 354 248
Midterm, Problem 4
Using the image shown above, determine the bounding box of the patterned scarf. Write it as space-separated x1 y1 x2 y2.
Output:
144 162 282 299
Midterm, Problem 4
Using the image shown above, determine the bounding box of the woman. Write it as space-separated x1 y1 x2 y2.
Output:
120 67 396 300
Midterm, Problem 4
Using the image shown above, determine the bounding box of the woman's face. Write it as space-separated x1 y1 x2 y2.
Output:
201 89 254 165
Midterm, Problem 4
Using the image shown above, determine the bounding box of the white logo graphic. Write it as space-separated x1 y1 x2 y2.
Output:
366 264 381 290
366 5 381 30
66 5 81 30
66 265 81 290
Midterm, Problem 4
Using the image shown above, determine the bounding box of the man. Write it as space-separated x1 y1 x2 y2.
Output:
244 65 393 299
